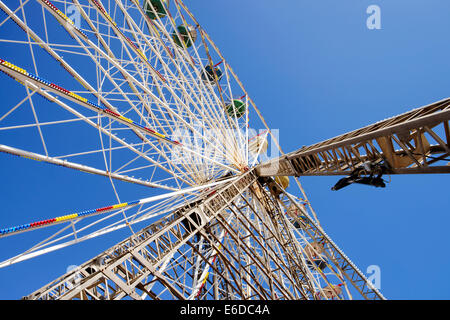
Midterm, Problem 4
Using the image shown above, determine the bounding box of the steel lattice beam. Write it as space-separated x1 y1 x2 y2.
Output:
257 98 450 177
25 171 385 300
25 171 257 300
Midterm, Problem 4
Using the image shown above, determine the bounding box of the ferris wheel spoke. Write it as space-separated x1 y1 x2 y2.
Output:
0 177 234 269
0 143 175 189
0 114 107 132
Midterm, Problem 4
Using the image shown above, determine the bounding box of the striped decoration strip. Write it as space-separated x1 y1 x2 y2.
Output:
0 200 141 236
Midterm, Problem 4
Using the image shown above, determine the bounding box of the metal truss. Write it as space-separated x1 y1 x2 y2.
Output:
257 98 450 177
25 171 385 300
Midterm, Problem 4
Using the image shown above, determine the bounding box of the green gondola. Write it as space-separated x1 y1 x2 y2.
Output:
172 25 197 48
226 99 246 118
143 0 168 20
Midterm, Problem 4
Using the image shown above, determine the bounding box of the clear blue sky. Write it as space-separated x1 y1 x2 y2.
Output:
1 0 450 299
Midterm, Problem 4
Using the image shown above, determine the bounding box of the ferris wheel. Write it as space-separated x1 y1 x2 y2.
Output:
0 0 448 300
